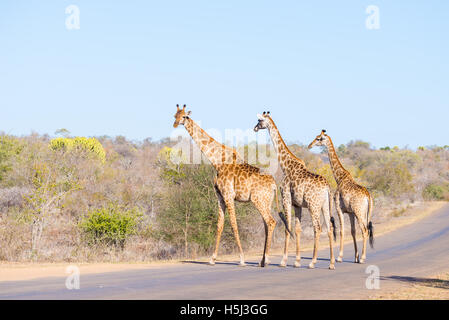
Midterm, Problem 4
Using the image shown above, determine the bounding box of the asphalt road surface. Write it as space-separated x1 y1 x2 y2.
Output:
1 204 449 299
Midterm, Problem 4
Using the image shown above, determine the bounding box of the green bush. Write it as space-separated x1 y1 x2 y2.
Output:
0 135 23 181
422 184 449 200
155 161 257 258
80 205 143 247
365 161 414 197
156 164 217 254
50 137 106 163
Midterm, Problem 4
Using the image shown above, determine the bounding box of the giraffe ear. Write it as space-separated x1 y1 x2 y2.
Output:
257 113 264 120
183 105 186 110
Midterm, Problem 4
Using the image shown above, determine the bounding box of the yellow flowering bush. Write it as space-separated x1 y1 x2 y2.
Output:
50 137 106 163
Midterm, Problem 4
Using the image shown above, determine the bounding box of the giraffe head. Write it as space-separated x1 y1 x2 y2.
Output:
253 111 272 132
173 104 191 128
308 130 329 149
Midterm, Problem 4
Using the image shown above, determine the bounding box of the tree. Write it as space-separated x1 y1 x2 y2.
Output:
0 135 23 182
25 155 81 255
156 162 217 257
54 128 71 138
50 137 106 163
365 160 414 198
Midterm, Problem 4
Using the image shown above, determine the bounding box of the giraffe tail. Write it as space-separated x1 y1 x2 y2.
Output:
367 193 374 249
278 212 294 238
329 189 336 241
274 185 294 238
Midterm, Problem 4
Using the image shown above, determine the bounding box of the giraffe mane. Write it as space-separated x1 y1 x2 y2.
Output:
187 118 244 163
325 134 353 182
266 116 305 165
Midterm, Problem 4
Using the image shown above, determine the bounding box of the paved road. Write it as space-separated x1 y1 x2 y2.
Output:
1 204 449 299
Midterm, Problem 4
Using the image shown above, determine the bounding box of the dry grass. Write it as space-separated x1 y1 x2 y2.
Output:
371 201 446 238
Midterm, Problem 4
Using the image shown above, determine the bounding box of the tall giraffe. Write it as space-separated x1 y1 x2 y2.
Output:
308 130 374 263
254 112 336 269
173 105 285 267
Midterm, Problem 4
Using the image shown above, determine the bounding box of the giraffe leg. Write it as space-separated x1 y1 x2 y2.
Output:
309 208 322 269
253 190 276 268
258 213 276 267
357 212 369 264
225 198 246 266
259 222 269 267
279 183 292 267
322 199 336 270
293 205 302 268
265 215 276 266
209 194 226 266
349 213 359 263
335 193 345 263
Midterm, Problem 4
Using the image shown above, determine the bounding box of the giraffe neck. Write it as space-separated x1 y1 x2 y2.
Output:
183 118 241 169
324 137 350 185
266 118 305 174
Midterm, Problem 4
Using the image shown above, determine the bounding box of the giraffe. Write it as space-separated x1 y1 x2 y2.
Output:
173 105 287 267
308 130 374 263
254 112 336 269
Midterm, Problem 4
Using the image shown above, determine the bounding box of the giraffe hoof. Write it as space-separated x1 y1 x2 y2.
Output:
279 261 287 267
337 257 343 263
238 262 247 267
329 264 335 270
208 260 216 266
308 263 315 269
359 259 366 264
294 261 301 268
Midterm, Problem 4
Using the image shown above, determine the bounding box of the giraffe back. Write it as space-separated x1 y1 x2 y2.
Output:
286 162 331 210
338 179 371 216
215 163 276 202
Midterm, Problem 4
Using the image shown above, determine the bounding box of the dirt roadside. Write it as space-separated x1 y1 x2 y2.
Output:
372 271 449 300
0 201 446 283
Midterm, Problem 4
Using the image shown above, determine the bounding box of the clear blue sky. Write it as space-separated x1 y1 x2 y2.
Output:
0 1 448 148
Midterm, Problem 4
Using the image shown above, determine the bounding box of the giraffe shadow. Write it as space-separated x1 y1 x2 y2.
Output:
380 275 449 290
284 255 358 268
181 260 261 268
182 256 350 269
337 258 360 264
299 256 334 262
298 255 357 264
